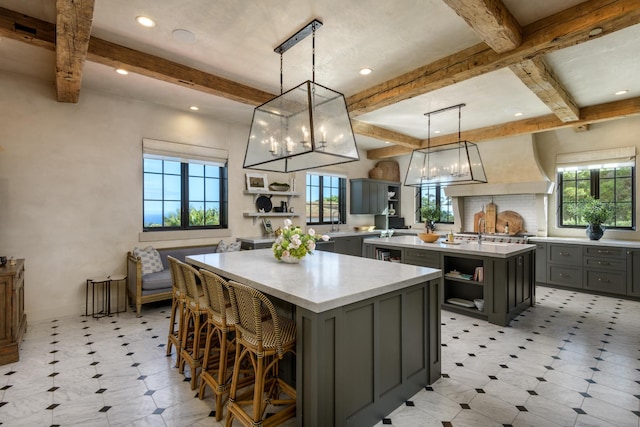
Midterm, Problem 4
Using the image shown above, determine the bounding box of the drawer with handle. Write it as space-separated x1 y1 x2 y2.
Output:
584 257 626 270
585 269 626 295
547 244 582 266
548 265 582 288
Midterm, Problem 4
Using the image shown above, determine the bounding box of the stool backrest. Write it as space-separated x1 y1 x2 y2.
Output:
167 256 187 295
200 269 232 326
179 262 203 300
226 280 284 357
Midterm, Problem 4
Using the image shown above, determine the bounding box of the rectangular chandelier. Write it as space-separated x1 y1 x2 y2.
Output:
243 19 359 172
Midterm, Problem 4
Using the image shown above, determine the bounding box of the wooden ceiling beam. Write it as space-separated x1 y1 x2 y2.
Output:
350 120 421 149
366 96 640 159
55 0 95 103
347 0 640 116
509 57 580 122
442 0 522 53
0 6 275 107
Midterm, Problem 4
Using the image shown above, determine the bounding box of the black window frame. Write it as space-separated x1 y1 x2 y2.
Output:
415 184 454 224
143 157 228 231
557 166 635 230
306 174 346 225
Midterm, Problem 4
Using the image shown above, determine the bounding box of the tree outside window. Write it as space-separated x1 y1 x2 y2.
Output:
416 185 453 225
306 174 346 225
558 165 634 229
143 157 227 230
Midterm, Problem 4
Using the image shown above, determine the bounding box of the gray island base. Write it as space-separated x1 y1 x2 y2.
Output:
187 249 442 427
364 236 537 327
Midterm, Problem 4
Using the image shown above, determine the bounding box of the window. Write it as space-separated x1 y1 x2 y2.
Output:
143 157 228 230
306 173 346 225
415 185 453 224
558 165 635 229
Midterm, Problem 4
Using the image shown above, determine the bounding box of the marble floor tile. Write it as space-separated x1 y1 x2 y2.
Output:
2 286 640 427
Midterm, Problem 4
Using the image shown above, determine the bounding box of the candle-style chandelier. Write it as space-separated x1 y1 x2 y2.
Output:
243 19 359 172
404 103 487 186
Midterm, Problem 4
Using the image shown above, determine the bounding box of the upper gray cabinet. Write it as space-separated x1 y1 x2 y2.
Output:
350 179 400 215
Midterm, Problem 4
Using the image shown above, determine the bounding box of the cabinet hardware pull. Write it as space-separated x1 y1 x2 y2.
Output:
559 252 569 256
598 250 610 254
597 278 610 282
597 261 610 265
559 273 567 278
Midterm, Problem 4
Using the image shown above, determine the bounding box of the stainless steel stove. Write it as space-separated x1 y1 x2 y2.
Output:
453 232 531 244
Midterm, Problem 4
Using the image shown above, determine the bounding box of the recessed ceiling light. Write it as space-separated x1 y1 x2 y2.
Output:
589 27 603 37
136 16 156 28
433 130 441 134
115 68 128 75
359 68 372 75
384 141 390 144
514 112 524 117
615 90 629 96
173 29 196 44
189 106 199 111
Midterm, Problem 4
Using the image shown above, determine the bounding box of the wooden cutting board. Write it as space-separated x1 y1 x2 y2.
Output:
484 202 497 234
473 211 485 232
496 210 525 235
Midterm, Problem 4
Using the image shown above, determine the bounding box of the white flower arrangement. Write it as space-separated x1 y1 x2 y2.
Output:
272 219 329 261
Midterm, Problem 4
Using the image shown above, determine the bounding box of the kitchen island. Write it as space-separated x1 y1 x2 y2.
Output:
363 236 537 326
186 249 441 427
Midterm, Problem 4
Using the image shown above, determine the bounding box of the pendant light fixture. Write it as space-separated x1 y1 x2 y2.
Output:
243 19 359 172
404 103 487 187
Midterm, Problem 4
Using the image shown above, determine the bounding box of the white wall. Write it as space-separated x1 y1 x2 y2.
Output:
0 72 378 321
534 117 640 241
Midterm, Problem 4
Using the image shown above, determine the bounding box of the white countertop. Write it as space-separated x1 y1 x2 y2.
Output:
364 235 537 258
236 229 417 244
528 236 640 248
186 249 440 313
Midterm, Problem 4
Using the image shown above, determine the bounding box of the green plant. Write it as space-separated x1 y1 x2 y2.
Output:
568 196 613 226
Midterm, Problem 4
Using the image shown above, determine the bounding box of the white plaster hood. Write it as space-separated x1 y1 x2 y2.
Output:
445 134 554 197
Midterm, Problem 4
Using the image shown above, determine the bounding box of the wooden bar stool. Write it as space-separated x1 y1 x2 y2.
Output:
178 262 208 390
166 256 188 367
225 280 297 427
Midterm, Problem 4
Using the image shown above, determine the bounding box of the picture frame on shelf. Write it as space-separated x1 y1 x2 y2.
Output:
246 173 268 191
262 218 273 234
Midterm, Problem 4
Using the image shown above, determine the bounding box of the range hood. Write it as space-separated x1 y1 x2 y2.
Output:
444 134 554 197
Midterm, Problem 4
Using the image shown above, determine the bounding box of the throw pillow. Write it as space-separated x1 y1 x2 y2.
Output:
216 240 241 253
133 246 164 275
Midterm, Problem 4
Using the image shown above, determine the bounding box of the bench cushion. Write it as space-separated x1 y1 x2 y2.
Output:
141 270 172 291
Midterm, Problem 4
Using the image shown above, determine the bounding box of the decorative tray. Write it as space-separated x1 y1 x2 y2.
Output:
446 298 475 308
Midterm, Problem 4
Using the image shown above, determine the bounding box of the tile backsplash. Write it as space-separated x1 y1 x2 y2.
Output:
463 195 537 234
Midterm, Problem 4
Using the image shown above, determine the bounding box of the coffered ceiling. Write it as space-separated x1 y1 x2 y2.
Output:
1 0 639 157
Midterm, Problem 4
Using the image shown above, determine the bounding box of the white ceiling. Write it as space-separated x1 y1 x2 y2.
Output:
0 0 638 151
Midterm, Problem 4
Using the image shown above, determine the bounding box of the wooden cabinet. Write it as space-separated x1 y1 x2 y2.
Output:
627 249 640 297
1 259 27 365
350 179 400 216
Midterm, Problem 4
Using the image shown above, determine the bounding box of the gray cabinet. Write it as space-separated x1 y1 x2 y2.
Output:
404 248 440 269
626 249 640 297
583 246 626 295
546 243 582 289
534 242 547 283
350 179 400 216
332 236 363 256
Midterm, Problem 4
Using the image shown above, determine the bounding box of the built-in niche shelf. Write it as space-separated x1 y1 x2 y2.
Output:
243 190 301 224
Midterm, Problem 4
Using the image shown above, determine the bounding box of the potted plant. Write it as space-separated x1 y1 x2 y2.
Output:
568 196 613 240
420 202 440 234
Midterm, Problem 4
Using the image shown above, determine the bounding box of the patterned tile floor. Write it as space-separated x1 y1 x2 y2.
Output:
1 286 639 426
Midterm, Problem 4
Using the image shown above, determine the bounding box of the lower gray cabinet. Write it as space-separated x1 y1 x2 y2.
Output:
333 236 363 256
535 242 546 283
627 249 640 297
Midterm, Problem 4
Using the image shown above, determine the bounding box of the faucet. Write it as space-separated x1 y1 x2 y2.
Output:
477 217 486 245
331 209 340 232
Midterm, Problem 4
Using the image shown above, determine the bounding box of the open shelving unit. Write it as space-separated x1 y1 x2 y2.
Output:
442 255 485 317
243 190 301 224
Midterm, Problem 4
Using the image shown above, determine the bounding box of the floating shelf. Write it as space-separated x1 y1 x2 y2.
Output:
243 212 301 224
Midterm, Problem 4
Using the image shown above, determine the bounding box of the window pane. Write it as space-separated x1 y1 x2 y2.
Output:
164 175 181 200
306 174 344 224
163 201 181 226
189 163 204 177
144 174 162 200
189 176 205 202
205 178 220 200
205 202 220 225
188 202 205 226
164 160 181 175
144 158 163 173
144 201 163 227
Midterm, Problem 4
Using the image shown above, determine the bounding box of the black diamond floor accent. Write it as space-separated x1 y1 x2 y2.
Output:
49 350 58 354
527 390 537 395
0 402 6 408
580 392 591 398
516 406 527 411
460 403 471 409
90 362 99 366
405 400 415 406
442 373 450 378
47 387 59 392
127 352 134 356
131 363 140 367
382 418 392 425
552 356 560 360
590 367 600 371
0 385 11 391
632 411 640 417
425 386 434 391
145 390 155 396
208 411 216 417
544 366 554 370
46 404 59 410
48 372 59 377
585 379 596 384
96 388 107 394
137 375 147 380
99 406 111 412
510 355 518 358
92 374 102 379
475 389 485 394
153 408 165 415
87 351 96 355
489 376 498 380
536 377 546 382
455 362 464 367
573 408 587 414
500 364 509 368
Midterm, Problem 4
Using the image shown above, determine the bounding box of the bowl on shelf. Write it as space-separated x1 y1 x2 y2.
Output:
269 183 290 192
388 191 395 199
474 299 484 311
418 233 440 243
